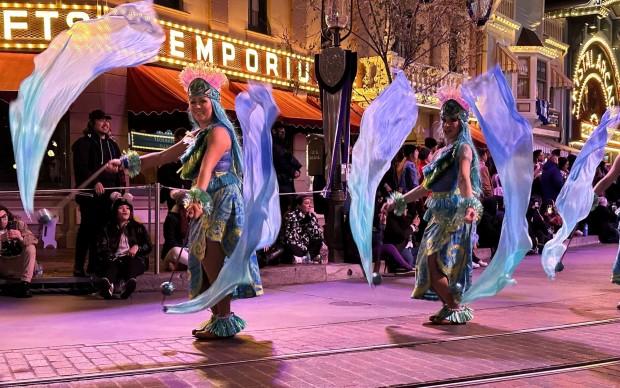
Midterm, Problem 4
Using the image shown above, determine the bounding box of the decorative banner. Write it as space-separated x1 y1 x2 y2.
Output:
541 108 619 279
348 71 418 285
164 83 280 313
460 65 533 304
9 0 164 215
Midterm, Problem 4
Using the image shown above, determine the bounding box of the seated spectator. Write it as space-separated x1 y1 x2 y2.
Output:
0 205 37 298
541 199 563 233
372 209 414 275
97 193 152 299
162 190 189 271
586 197 619 243
280 196 324 264
383 208 419 269
526 197 553 253
477 196 502 254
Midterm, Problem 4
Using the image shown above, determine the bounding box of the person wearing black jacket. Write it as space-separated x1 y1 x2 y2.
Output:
383 210 418 268
477 196 502 253
272 124 302 215
71 110 123 277
162 191 190 271
541 155 564 203
586 197 619 243
97 195 152 299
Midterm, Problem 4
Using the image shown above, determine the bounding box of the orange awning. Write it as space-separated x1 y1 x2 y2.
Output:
126 65 236 114
550 65 574 89
230 82 323 129
0 52 35 102
495 44 519 73
468 121 487 145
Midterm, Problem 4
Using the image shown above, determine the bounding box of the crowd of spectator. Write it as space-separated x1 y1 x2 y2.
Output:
7 119 620 299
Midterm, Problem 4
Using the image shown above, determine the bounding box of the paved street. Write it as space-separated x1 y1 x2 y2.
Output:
2 244 620 387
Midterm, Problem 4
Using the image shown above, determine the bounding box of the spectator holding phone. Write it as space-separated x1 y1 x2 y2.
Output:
0 205 38 298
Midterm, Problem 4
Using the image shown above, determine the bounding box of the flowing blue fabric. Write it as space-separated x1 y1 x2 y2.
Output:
348 72 418 285
460 65 533 304
9 0 164 216
541 108 619 279
164 83 280 313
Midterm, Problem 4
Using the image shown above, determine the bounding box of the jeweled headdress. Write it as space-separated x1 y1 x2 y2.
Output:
179 61 228 102
436 85 469 121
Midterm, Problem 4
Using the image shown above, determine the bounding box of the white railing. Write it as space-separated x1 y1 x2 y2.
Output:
496 0 515 20
358 54 467 106
404 62 467 98
543 18 563 42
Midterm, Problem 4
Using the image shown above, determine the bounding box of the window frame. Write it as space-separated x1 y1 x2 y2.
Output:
517 57 530 99
248 0 270 35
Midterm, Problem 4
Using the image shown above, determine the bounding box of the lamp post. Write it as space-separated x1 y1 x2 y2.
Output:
315 0 356 262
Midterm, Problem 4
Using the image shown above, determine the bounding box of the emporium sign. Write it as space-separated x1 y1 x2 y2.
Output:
572 40 617 116
0 4 315 88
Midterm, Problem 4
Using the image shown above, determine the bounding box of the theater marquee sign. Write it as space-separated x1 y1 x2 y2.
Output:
0 3 315 90
572 37 619 119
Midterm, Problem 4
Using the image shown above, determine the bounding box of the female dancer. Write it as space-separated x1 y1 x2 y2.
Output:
384 87 482 324
594 156 620 309
112 62 261 338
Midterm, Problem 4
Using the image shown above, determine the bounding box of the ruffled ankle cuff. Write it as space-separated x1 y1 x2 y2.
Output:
192 314 217 335
202 313 247 337
435 305 474 324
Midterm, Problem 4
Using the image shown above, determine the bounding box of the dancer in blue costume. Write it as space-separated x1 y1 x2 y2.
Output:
594 155 620 310
111 62 261 339
384 86 482 324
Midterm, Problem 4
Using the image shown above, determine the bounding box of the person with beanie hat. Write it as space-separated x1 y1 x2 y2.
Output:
96 192 152 300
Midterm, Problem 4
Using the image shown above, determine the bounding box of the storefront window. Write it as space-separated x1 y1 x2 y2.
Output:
154 0 182 9
517 57 529 99
0 101 70 190
536 59 547 100
248 0 270 35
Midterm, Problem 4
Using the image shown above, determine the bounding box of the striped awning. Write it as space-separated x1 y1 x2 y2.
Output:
495 43 519 73
550 65 574 89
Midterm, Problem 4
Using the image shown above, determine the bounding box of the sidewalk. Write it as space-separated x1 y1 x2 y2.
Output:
31 247 366 291
26 235 601 292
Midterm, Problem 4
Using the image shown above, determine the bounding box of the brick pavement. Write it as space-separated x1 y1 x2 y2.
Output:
3 294 620 387
2 244 620 387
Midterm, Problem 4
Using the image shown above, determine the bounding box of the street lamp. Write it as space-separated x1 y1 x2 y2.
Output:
315 0 356 262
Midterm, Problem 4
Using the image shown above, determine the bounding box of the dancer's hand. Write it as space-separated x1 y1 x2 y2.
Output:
106 159 121 173
94 182 104 196
464 207 477 224
381 201 394 214
186 202 203 220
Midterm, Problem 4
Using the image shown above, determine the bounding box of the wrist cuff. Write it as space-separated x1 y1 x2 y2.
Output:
186 187 213 215
456 196 483 222
120 151 141 178
390 192 407 216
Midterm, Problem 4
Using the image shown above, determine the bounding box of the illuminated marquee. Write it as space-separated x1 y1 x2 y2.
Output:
0 3 315 89
572 37 620 117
